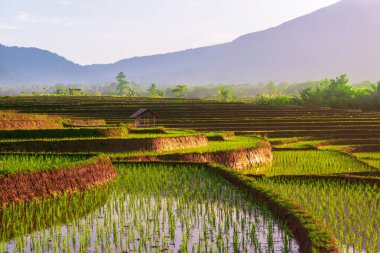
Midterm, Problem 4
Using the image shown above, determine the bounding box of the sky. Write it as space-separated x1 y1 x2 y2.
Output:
0 0 340 65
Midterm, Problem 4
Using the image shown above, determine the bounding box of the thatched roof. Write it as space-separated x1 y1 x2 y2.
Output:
129 108 158 119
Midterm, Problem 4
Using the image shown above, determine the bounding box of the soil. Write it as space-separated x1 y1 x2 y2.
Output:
267 174 380 187
63 119 106 127
0 135 208 153
124 146 273 170
343 145 380 153
0 157 118 206
151 135 209 152
0 111 61 130
207 133 236 141
211 167 340 253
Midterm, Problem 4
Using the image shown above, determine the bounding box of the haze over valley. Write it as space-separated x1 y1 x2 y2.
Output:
1 0 379 86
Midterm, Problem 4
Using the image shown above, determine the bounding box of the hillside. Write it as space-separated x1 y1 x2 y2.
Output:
0 0 379 86
0 44 89 85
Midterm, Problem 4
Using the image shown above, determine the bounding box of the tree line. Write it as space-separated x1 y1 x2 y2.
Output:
113 72 380 110
299 74 380 110
1 72 379 110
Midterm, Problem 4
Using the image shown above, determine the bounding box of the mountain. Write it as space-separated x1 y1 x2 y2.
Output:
1 0 380 86
0 44 89 85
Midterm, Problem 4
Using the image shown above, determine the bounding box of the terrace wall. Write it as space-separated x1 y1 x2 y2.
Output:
0 127 128 139
0 135 209 153
125 145 273 170
0 157 117 206
343 144 380 152
208 165 340 253
0 111 62 130
63 119 106 127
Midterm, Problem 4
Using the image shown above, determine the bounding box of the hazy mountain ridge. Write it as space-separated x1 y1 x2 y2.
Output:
1 0 379 86
0 44 87 84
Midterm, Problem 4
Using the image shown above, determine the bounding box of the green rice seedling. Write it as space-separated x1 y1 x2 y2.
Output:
252 150 372 176
273 140 321 149
111 135 263 158
253 177 380 253
353 152 380 169
0 163 298 252
355 152 380 160
0 154 91 177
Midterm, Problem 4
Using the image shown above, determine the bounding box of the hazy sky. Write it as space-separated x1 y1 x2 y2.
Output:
0 0 340 65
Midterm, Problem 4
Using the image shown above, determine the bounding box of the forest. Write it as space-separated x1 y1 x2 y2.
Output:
1 73 379 111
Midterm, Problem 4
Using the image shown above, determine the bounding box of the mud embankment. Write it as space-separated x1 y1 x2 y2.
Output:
0 111 62 130
209 166 340 253
63 119 106 127
342 145 380 153
207 133 235 141
151 135 209 152
250 174 380 187
0 127 128 139
124 146 273 170
0 135 209 153
0 157 118 206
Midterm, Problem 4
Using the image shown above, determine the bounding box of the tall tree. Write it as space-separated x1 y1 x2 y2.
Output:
116 72 129 96
372 82 380 109
55 84 68 95
171 84 188 98
265 81 278 98
148 83 164 97
300 74 353 108
219 87 233 101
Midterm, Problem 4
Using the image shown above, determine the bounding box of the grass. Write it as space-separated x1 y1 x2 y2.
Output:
354 152 380 159
0 128 197 142
269 137 302 144
253 176 380 253
110 135 263 158
0 163 298 253
0 127 129 140
207 164 339 253
247 150 372 176
158 135 262 154
354 152 380 169
0 154 93 177
3 96 380 134
1 97 380 252
273 140 321 149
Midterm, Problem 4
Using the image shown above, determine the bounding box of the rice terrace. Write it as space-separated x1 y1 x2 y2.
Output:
0 96 378 253
1 0 380 252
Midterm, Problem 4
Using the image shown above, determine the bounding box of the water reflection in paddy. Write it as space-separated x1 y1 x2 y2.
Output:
1 163 299 252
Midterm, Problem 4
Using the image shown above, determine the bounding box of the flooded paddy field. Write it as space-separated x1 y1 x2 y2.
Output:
0 163 298 253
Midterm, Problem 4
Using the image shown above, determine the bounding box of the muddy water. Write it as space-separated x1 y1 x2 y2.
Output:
1 163 299 252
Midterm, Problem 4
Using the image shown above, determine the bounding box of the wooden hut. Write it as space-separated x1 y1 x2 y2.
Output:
129 108 158 128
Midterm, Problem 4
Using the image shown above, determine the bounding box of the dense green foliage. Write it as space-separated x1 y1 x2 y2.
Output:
115 72 140 96
2 73 379 111
252 95 300 106
254 177 380 253
171 84 188 98
250 74 380 110
147 83 164 97
300 74 380 110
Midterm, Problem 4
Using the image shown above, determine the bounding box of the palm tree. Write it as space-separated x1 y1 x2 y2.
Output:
219 87 232 101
